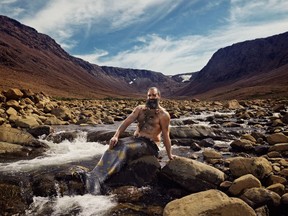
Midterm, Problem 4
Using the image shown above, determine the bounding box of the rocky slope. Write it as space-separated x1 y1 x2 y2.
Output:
175 31 288 100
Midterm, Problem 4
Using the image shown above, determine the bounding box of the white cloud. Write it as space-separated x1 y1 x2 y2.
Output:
19 0 179 49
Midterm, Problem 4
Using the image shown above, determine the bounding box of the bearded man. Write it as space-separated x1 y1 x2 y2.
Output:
86 87 175 193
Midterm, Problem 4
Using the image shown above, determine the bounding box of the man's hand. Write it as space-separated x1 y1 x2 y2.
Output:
109 136 118 149
168 154 176 160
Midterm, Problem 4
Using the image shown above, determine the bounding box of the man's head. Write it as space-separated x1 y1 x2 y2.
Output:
146 87 160 109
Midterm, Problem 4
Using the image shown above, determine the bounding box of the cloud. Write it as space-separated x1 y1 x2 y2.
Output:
18 0 180 49
76 10 288 75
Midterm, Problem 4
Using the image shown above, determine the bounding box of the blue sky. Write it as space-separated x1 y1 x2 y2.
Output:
1 0 288 75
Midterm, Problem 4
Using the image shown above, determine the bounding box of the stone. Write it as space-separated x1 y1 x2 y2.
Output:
44 116 67 125
240 187 281 208
15 116 40 128
51 107 73 121
281 193 288 205
4 88 24 100
6 100 21 110
198 138 215 147
163 189 256 216
203 149 223 160
266 174 287 186
6 107 18 116
266 183 285 196
269 143 288 152
267 133 288 145
229 157 272 180
241 134 257 142
225 100 244 109
228 174 261 196
27 125 53 138
161 156 225 192
230 139 255 152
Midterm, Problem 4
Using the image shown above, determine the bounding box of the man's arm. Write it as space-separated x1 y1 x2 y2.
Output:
109 106 141 149
160 111 175 160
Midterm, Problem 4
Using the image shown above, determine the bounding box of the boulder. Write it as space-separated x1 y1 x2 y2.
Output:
51 107 73 121
4 88 24 100
170 125 227 140
225 100 244 109
266 183 285 196
15 116 40 128
87 130 132 143
161 156 225 192
267 133 288 145
230 139 255 152
268 143 288 152
46 131 78 144
163 189 256 216
229 157 272 180
240 187 281 208
228 174 261 196
27 125 53 138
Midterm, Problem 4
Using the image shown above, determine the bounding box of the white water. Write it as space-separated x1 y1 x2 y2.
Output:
0 131 108 173
25 194 117 216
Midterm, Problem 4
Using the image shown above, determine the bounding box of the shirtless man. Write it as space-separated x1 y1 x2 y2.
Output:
109 87 175 160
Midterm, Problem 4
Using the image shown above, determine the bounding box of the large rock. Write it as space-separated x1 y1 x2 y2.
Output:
228 174 261 196
15 116 40 128
161 156 225 192
163 189 256 216
229 157 272 180
240 187 281 208
170 125 227 139
4 88 24 100
225 99 244 109
0 126 48 150
267 133 288 145
87 130 132 143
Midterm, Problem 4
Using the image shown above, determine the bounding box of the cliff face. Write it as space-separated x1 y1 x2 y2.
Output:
175 31 288 99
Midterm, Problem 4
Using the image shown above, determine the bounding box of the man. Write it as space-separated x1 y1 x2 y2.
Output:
109 86 175 160
86 87 175 193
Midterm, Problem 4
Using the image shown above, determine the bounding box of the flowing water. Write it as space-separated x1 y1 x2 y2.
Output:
1 111 244 215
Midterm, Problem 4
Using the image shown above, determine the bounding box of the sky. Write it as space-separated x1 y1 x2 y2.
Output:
1 0 288 75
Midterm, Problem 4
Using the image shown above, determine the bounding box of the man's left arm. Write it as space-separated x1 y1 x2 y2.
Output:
160 112 175 160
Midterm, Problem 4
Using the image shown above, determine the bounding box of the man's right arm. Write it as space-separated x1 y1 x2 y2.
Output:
109 106 141 148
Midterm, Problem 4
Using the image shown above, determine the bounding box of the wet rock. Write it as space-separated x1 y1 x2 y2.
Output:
46 131 78 144
163 189 256 216
228 174 261 196
240 187 281 208
229 157 272 180
281 193 288 205
27 125 53 138
198 138 215 147
87 130 132 143
268 143 288 153
109 186 145 202
161 156 225 193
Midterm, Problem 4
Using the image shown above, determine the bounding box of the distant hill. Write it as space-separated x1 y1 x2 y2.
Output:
174 31 288 100
0 15 180 99
1 15 288 100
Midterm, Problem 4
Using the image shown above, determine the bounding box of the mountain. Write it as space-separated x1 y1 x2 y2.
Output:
175 31 288 100
0 15 180 99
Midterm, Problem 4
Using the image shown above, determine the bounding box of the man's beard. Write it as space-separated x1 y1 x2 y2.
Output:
146 99 159 109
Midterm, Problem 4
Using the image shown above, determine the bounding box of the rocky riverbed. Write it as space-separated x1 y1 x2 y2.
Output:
0 88 288 216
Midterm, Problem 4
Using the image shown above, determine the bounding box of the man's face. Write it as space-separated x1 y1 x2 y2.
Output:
146 89 160 109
